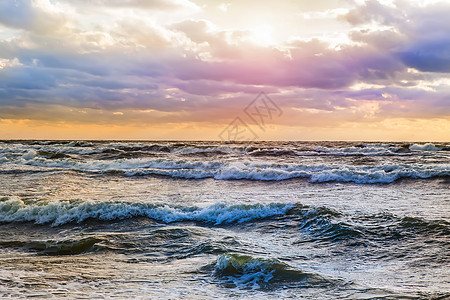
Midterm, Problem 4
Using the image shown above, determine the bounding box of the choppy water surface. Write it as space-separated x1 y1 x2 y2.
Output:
0 140 449 299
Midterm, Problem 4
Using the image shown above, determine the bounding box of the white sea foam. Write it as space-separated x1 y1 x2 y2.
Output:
1 142 444 161
2 152 449 183
15 157 224 172
0 143 104 156
128 162 449 183
315 145 401 156
0 198 294 226
171 145 245 155
214 253 319 289
1 142 449 183
409 143 444 151
22 150 37 160
215 254 277 288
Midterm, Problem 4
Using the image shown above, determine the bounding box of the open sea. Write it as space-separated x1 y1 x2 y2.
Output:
0 140 449 299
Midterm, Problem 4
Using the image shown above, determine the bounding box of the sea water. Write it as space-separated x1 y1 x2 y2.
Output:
0 141 449 298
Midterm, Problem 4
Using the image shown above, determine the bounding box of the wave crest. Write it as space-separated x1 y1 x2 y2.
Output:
214 253 328 289
0 198 294 226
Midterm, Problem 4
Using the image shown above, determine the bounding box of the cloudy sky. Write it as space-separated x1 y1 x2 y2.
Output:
0 0 449 140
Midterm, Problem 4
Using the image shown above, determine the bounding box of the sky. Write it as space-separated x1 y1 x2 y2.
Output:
0 0 449 141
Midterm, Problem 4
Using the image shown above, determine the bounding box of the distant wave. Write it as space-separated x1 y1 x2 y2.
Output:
1 141 449 158
409 143 448 151
314 145 403 156
5 154 448 183
1 141 449 183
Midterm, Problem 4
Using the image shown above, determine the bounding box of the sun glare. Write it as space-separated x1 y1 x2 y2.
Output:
249 24 274 46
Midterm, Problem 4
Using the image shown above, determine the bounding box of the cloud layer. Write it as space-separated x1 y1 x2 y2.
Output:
0 0 449 140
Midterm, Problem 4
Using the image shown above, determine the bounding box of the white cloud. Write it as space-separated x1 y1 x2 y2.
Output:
301 8 349 20
62 0 200 11
0 0 71 35
0 57 22 69
218 3 230 12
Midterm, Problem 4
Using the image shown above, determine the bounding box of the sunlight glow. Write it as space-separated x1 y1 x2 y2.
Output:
248 24 274 46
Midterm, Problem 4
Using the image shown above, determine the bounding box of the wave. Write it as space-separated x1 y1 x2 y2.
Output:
0 237 101 256
36 151 72 159
0 198 294 226
118 162 449 184
409 143 449 151
248 149 300 157
248 144 422 157
306 213 450 245
287 205 450 244
1 197 447 246
0 141 450 169
0 143 243 158
4 141 449 160
1 141 449 184
3 153 449 183
213 253 329 289
315 145 401 156
397 216 450 236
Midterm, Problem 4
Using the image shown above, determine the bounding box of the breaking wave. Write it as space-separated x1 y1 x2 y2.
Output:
2 141 449 159
2 198 447 241
0 198 295 226
1 141 449 184
213 253 329 289
8 155 448 183
409 143 448 151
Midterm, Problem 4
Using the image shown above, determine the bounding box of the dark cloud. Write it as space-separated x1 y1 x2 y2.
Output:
397 38 450 72
345 0 450 73
0 66 56 90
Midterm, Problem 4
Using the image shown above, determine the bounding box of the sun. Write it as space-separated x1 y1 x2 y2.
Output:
249 24 275 46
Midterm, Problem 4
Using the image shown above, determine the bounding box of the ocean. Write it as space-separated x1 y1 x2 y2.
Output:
0 140 449 299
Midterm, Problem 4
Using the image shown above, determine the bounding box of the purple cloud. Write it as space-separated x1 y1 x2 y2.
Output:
0 0 449 130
